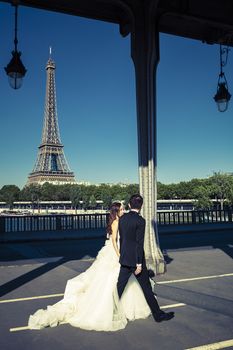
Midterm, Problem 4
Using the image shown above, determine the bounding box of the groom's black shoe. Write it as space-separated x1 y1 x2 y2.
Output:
153 311 174 323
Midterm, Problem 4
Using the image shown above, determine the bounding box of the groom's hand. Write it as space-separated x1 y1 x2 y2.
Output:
134 264 142 275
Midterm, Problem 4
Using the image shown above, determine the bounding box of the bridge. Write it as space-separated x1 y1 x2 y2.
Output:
0 214 232 350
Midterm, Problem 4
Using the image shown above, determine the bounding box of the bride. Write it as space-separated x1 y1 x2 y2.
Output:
28 202 153 331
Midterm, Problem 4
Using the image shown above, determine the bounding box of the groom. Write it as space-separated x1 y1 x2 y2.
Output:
117 194 174 323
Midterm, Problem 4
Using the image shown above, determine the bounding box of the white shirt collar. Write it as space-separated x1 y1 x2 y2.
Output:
130 209 140 213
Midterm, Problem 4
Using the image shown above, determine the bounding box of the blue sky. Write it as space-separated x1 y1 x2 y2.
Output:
0 3 233 189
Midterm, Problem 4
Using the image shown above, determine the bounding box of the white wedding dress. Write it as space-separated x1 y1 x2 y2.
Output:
28 237 153 331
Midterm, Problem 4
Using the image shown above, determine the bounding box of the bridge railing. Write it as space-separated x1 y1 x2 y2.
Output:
157 210 233 225
0 210 232 233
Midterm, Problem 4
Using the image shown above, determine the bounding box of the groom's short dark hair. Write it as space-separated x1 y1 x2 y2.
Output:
129 194 143 209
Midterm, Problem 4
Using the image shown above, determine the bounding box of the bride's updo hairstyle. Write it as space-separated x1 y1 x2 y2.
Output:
106 202 121 236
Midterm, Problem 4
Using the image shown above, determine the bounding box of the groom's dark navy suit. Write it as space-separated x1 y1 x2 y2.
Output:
117 210 161 317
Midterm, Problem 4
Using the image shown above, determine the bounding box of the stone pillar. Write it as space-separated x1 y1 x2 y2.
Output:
130 1 165 274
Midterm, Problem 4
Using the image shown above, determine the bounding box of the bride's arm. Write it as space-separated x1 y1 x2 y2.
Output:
111 220 120 258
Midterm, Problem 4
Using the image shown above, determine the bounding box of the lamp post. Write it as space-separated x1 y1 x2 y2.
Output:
214 45 231 112
4 4 27 89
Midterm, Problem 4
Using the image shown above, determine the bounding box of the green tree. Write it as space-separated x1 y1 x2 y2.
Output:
208 172 233 210
20 184 41 201
0 185 20 209
174 181 193 199
125 184 139 203
40 183 59 201
160 183 177 199
56 184 72 201
20 184 42 213
193 186 213 210
109 185 123 200
122 192 131 210
102 192 112 209
98 185 112 209
112 192 124 202
89 195 97 209
69 186 82 214
188 178 206 198
82 194 89 211
157 182 166 199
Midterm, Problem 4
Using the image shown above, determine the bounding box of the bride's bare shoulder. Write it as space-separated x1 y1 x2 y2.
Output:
111 218 119 228
112 217 119 224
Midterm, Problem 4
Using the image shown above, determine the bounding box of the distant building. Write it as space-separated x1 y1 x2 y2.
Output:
94 182 133 187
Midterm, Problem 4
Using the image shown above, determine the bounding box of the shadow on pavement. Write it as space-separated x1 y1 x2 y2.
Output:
0 238 105 297
159 229 233 261
0 257 68 297
158 283 233 318
0 229 232 297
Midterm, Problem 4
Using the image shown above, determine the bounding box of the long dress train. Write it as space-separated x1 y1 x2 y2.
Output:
28 239 153 331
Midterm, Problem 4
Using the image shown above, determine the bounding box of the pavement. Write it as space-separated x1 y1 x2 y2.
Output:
0 229 233 350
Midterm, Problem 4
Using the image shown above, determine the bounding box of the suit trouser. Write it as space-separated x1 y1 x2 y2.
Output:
117 263 161 316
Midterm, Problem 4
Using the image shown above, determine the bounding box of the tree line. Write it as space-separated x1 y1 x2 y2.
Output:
0 183 139 211
0 172 233 210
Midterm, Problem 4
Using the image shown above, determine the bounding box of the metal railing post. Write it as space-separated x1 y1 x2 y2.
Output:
0 217 5 233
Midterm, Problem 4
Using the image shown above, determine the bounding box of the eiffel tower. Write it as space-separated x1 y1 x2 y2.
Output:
27 51 76 185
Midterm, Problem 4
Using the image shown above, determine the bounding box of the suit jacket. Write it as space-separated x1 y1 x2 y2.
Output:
119 210 146 267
